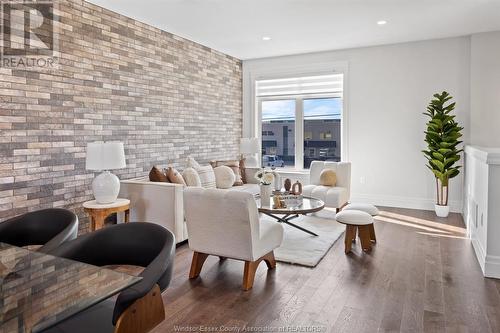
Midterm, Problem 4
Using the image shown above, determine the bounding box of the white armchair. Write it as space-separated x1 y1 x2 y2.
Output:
183 187 284 290
302 161 351 211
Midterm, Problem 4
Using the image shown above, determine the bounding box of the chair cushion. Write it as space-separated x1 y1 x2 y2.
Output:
343 203 379 216
335 210 373 226
213 166 236 189
319 169 336 186
302 184 348 209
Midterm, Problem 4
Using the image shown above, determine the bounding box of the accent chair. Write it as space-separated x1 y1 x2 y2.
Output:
183 187 284 290
302 161 351 212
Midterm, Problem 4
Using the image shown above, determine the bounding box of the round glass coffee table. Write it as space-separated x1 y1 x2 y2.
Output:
256 196 325 236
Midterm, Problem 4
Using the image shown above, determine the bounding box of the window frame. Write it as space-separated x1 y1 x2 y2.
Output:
258 92 342 170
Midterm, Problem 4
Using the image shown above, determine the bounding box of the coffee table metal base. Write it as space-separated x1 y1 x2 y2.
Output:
262 212 319 237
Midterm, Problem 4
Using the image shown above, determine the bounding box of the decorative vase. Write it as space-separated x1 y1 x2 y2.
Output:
260 184 272 207
284 178 292 192
291 181 302 195
434 204 450 218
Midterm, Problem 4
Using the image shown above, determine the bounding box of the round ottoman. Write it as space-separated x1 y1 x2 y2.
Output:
343 203 378 243
335 210 374 253
343 203 379 216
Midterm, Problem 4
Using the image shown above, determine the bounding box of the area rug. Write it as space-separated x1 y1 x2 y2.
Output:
268 210 345 267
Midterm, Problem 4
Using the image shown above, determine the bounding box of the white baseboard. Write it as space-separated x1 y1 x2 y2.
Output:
472 237 487 274
475 237 500 279
350 193 462 213
484 255 500 279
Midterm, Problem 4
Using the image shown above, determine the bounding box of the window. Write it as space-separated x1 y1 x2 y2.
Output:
257 74 343 169
261 100 295 168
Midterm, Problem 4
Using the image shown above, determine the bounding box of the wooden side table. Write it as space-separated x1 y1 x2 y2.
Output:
83 198 130 231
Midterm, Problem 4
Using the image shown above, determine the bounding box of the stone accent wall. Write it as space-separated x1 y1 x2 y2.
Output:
0 0 242 232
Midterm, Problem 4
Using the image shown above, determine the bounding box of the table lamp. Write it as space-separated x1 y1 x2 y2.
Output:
86 142 126 204
240 138 260 167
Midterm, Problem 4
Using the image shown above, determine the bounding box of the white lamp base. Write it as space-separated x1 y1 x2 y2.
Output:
92 170 120 204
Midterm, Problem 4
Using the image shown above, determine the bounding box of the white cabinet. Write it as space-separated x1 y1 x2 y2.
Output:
464 146 500 278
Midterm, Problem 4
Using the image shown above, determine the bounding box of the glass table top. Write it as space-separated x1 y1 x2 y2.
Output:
256 195 325 214
0 242 141 333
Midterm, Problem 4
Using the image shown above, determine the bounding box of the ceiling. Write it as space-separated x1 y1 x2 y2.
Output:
89 0 500 60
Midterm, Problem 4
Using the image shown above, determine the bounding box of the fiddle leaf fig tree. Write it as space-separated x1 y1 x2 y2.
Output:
422 91 463 206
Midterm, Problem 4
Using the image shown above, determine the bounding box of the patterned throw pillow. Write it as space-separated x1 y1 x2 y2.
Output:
210 159 244 186
195 165 216 189
166 167 186 185
149 166 169 182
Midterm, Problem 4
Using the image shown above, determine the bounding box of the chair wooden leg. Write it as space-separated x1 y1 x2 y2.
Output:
344 225 355 254
114 284 165 333
369 223 376 243
189 252 209 279
358 225 372 253
242 251 276 290
262 251 276 269
243 260 259 291
352 226 357 243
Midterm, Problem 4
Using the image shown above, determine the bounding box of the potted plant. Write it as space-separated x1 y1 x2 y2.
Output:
422 91 463 217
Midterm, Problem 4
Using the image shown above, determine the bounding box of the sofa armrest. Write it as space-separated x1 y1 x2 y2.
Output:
119 178 186 243
244 167 261 184
121 177 184 189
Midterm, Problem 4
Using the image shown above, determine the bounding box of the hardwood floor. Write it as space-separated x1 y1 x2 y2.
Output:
152 207 500 332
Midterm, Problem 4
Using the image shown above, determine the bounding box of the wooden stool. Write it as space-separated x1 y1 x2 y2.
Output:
343 203 379 244
335 210 375 253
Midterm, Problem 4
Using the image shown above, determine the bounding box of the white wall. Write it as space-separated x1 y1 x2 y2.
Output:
470 31 500 147
243 37 471 212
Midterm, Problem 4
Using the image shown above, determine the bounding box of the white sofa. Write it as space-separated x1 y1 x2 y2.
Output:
184 187 284 290
302 161 351 211
119 168 260 244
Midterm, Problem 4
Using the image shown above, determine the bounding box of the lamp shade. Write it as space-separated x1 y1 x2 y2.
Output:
86 142 126 171
240 138 260 154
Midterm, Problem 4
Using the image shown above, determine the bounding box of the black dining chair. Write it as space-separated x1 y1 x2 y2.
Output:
43 222 175 333
0 208 78 253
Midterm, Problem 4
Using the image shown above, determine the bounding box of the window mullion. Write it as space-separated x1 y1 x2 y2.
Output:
295 97 304 170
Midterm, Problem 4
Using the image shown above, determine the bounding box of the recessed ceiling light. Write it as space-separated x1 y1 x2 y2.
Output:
262 36 272 41
377 20 387 26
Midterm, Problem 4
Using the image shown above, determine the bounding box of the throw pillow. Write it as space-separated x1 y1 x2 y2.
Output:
239 158 247 184
167 167 186 185
195 165 216 189
213 166 236 189
209 159 243 186
149 166 168 182
182 167 202 187
186 156 201 169
319 169 337 186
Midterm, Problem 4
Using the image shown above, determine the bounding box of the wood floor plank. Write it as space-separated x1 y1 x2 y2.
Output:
150 207 500 333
